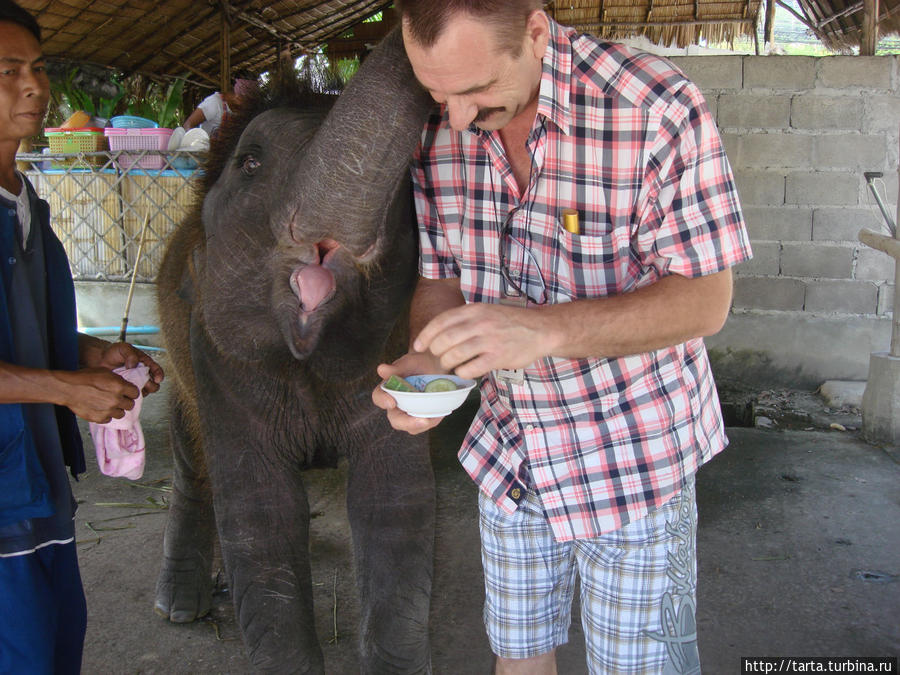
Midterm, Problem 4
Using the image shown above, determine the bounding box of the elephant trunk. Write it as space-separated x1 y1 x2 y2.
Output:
286 28 434 257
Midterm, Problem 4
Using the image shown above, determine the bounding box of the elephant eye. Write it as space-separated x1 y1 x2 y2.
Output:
241 154 261 176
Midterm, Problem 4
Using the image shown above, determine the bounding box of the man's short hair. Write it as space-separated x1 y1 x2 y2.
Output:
0 0 41 41
395 0 543 54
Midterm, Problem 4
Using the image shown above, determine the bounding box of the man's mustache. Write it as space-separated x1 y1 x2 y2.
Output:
475 107 505 123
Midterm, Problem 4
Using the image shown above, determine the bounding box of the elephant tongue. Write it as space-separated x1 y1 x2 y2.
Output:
293 264 336 312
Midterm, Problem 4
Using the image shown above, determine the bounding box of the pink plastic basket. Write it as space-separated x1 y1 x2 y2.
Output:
105 128 173 170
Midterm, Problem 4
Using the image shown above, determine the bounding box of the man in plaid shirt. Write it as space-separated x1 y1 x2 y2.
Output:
374 1 752 672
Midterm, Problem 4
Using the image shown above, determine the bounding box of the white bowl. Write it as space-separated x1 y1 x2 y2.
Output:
180 127 209 151
167 126 185 151
380 374 477 418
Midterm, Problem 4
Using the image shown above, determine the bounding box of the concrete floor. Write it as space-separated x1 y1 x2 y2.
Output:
72 373 900 674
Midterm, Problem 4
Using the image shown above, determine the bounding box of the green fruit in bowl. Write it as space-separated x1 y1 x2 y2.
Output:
380 374 477 418
383 374 416 392
423 378 458 393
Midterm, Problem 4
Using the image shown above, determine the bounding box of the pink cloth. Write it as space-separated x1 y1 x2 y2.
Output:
88 363 150 480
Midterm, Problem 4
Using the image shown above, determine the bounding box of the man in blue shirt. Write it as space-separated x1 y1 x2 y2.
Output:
0 3 164 672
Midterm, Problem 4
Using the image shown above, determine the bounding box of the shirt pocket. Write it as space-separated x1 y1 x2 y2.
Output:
552 215 627 301
0 426 48 516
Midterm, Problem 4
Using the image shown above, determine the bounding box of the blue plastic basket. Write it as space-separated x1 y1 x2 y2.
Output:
110 115 158 129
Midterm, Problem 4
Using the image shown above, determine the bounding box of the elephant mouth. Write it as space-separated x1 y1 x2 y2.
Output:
290 239 339 320
283 234 383 360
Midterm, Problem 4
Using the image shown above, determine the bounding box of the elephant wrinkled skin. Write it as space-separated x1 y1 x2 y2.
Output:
153 30 437 674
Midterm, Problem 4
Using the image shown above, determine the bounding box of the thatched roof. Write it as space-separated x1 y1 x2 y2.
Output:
15 0 900 90
18 0 398 88
780 0 900 51
548 0 762 48
550 0 899 51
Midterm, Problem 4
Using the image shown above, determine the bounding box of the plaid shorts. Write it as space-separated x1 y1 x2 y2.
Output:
479 476 700 674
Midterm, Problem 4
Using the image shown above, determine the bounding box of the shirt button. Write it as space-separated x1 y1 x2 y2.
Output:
524 424 534 432
7 256 15 265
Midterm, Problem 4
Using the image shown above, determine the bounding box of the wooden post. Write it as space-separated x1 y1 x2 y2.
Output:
861 0 879 55
860 128 900 445
858 165 900 356
859 225 900 356
764 0 777 46
220 3 232 93
894 166 900 356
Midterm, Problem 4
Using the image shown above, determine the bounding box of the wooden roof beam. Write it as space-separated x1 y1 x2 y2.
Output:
130 4 221 74
797 0 831 37
77 4 176 66
227 3 301 45
775 0 822 34
142 0 261 79
153 0 286 79
161 51 219 86
273 0 390 47
219 36 280 75
580 18 756 27
815 0 863 27
46 53 214 90
814 1 900 35
155 9 244 79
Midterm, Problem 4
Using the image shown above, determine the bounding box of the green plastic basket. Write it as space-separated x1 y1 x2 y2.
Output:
44 127 108 167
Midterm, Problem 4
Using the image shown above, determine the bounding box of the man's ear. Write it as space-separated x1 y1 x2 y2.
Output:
526 10 551 59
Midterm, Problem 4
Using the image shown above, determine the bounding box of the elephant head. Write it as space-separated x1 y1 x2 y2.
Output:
194 29 433 379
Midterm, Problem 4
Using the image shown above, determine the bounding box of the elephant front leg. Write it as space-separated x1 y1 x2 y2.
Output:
346 420 435 674
206 437 324 674
155 395 217 623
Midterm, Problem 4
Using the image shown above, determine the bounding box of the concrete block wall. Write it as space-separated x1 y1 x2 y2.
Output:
671 55 899 387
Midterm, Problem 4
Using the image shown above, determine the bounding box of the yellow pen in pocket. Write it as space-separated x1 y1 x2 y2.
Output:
561 208 580 234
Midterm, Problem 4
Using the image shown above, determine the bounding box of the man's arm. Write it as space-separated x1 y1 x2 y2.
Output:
78 333 164 393
182 107 206 131
0 359 138 423
408 276 466 347
548 269 732 358
0 335 164 423
414 269 733 380
372 275 466 434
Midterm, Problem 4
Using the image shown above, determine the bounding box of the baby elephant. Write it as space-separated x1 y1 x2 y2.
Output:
153 29 436 673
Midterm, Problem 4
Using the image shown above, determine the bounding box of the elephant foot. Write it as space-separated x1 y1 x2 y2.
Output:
154 553 214 623
360 637 432 674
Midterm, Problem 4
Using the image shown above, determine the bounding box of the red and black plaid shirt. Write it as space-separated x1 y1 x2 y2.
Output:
412 18 752 541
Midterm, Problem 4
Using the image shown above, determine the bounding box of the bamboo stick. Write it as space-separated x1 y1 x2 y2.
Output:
119 209 151 343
